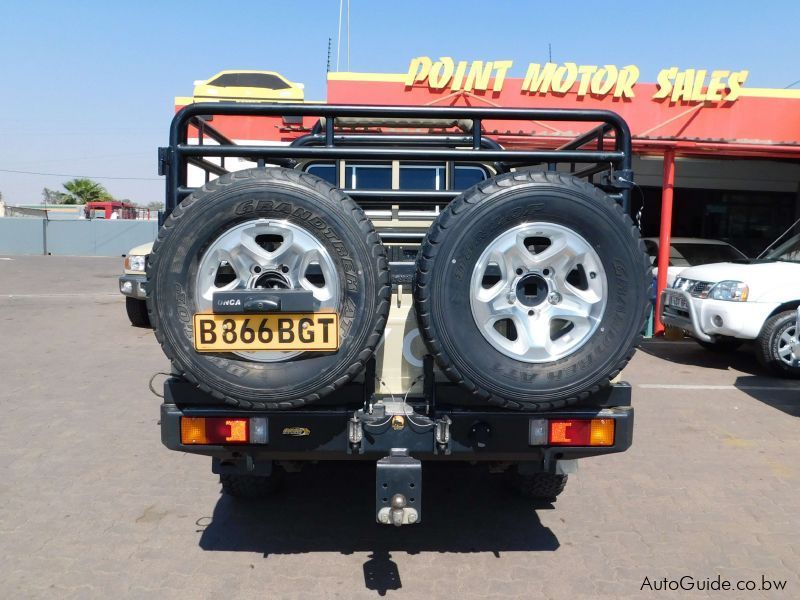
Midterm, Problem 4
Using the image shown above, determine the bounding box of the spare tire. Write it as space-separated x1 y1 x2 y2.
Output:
147 168 390 409
414 170 650 411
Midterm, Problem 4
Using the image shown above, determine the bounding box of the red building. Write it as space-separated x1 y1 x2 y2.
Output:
177 60 800 332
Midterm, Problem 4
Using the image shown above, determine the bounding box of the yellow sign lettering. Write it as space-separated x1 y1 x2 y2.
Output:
614 65 639 98
404 57 748 102
428 56 454 90
522 62 558 93
492 60 513 92
653 66 678 99
405 56 432 87
726 70 748 101
705 70 729 101
464 60 494 92
590 65 618 96
551 62 578 94
576 65 597 95
654 67 749 102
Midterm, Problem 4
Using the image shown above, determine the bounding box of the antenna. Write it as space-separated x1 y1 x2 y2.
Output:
327 37 332 72
548 43 552 63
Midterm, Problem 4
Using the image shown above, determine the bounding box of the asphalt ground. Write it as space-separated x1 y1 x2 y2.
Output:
1 255 798 599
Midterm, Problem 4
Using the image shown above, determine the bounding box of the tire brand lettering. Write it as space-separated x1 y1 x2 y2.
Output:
491 363 538 382
235 200 254 215
232 199 360 293
205 355 249 377
454 202 546 281
293 207 312 220
174 283 192 340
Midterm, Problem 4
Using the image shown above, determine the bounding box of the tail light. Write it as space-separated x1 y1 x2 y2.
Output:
180 417 267 445
548 418 615 446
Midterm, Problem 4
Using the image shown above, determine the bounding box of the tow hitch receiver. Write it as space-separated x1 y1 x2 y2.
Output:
376 449 421 526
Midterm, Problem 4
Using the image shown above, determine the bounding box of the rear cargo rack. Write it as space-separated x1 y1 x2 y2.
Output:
160 103 633 217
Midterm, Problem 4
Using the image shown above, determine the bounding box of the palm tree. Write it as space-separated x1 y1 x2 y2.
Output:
62 178 109 205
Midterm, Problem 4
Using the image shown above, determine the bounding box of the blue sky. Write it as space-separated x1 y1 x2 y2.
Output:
1 0 798 204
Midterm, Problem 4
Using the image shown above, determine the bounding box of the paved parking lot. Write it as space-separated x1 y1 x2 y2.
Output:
1 256 798 599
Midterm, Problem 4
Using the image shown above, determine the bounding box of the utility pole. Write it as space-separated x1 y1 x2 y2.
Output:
347 0 351 71
336 0 343 71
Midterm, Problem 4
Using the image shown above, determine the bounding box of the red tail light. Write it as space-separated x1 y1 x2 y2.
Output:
549 419 615 446
181 417 249 445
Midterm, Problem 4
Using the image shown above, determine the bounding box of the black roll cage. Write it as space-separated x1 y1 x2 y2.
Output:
159 102 633 217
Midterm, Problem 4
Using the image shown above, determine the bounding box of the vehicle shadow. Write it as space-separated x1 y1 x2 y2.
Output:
198 462 559 595
638 339 769 376
734 375 800 417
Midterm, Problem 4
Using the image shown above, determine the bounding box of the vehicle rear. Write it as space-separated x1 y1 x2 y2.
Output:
150 103 649 525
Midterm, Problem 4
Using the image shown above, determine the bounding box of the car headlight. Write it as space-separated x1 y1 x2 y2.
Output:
673 277 685 289
124 255 147 272
708 280 749 301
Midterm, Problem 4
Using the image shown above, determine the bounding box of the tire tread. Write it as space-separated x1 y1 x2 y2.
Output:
147 168 390 410
414 170 651 410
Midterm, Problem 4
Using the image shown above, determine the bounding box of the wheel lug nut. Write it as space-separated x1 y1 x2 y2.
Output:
548 292 562 305
589 271 597 279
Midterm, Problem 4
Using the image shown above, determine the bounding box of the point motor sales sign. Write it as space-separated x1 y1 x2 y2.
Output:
405 57 750 103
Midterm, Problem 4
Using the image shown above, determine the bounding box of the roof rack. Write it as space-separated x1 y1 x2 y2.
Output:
159 103 633 216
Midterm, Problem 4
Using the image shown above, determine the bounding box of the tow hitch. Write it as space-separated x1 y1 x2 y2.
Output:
350 400 447 526
376 449 421 526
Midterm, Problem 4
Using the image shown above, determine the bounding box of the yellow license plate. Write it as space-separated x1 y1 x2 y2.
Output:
193 313 339 352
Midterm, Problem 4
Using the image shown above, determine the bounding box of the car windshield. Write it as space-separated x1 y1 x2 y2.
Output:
764 233 800 263
670 243 747 266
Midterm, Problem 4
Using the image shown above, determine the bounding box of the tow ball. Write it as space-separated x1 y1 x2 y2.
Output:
376 449 421 526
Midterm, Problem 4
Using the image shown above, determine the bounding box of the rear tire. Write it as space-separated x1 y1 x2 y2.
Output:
415 171 650 410
507 470 568 501
125 297 151 328
756 310 800 378
220 470 284 499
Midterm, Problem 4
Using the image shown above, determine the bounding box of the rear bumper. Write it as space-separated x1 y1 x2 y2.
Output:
119 274 147 299
160 388 634 468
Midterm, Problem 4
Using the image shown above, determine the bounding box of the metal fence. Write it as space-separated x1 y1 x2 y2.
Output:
0 218 157 256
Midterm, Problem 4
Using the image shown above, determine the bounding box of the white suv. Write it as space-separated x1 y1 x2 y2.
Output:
119 242 153 327
660 231 800 377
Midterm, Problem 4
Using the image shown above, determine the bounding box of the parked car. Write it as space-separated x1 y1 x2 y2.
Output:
119 242 152 327
643 237 747 286
193 70 304 103
661 229 800 377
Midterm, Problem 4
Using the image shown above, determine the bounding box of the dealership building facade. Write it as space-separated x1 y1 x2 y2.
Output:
178 59 800 332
